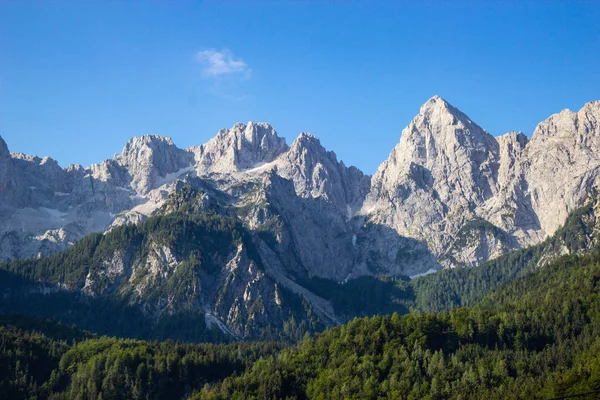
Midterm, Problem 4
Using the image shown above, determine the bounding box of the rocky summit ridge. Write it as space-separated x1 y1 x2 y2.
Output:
1 97 600 279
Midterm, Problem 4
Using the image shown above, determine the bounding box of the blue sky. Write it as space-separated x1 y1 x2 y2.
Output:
1 1 599 174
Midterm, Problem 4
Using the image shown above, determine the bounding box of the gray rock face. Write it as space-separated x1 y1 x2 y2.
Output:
190 122 288 174
275 133 371 216
114 135 195 194
1 98 600 278
362 96 501 255
0 136 17 208
362 97 600 271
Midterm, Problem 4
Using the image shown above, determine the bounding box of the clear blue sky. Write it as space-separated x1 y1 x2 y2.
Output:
1 1 599 174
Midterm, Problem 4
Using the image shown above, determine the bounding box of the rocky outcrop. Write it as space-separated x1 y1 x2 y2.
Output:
114 135 195 194
275 133 370 215
1 98 600 277
361 97 600 271
190 122 288 174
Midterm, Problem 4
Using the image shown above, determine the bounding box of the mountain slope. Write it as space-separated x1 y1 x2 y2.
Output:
360 97 600 272
197 250 600 400
1 98 600 286
3 182 600 341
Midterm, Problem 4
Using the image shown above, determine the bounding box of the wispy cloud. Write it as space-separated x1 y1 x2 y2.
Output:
196 48 251 78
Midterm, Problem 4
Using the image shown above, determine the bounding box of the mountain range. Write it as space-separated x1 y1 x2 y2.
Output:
1 96 600 340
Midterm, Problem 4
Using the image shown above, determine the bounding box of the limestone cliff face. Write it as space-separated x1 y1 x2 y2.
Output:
361 96 501 258
362 97 600 271
524 101 600 237
114 135 195 195
275 133 370 216
190 122 288 174
1 98 600 276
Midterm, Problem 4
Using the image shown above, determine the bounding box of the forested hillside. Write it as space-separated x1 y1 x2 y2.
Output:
197 251 600 399
2 250 600 399
0 315 284 400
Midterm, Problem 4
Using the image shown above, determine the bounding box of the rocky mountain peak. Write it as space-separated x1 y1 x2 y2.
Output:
0 135 15 200
369 96 499 201
275 131 370 214
0 135 9 159
412 95 493 144
192 122 288 174
288 132 327 158
114 134 194 194
118 135 176 158
497 131 529 148
531 100 600 144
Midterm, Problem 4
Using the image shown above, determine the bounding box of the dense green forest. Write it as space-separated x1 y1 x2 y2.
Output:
0 315 284 400
0 207 314 342
3 250 600 398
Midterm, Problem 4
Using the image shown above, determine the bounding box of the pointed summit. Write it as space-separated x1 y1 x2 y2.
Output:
421 94 447 108
114 134 194 194
0 135 10 162
364 96 501 241
0 135 13 188
289 132 324 154
192 122 288 174
416 95 481 131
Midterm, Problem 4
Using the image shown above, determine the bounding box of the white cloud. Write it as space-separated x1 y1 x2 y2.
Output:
196 48 251 78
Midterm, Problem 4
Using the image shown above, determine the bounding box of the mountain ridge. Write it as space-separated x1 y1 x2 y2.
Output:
1 96 600 279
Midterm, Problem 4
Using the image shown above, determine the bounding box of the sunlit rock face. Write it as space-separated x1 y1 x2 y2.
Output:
361 97 600 270
1 98 600 278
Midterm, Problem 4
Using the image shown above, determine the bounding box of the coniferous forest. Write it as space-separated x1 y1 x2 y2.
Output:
3 248 600 399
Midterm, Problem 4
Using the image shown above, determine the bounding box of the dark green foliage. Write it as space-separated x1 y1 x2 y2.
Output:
0 324 70 399
1 233 103 288
196 252 600 399
296 275 412 317
409 194 600 314
0 206 262 342
48 338 283 400
0 315 284 400
411 245 541 312
454 218 509 248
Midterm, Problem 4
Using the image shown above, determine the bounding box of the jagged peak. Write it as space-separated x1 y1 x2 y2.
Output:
421 95 448 109
497 131 529 148
10 152 61 167
0 135 9 157
122 134 175 150
222 121 277 134
291 132 321 147
287 132 334 162
417 95 474 124
115 135 181 166
532 99 600 139
211 121 287 148
401 96 491 145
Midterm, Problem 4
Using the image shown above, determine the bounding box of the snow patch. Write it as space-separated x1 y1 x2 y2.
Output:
154 165 195 188
410 268 439 279
130 199 162 216
244 160 277 173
